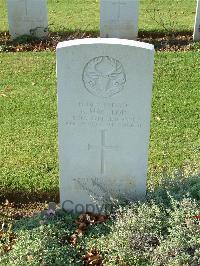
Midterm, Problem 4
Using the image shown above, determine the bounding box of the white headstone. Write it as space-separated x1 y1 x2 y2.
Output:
57 39 154 213
193 0 200 41
7 0 48 39
100 0 139 40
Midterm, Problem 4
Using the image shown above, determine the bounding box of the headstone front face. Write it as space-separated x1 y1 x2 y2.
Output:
7 0 48 39
100 0 139 40
57 39 154 213
193 0 200 41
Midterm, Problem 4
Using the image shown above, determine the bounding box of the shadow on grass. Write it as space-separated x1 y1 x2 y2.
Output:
1 172 199 205
138 30 194 51
0 189 59 204
0 29 195 52
0 29 99 44
138 30 193 38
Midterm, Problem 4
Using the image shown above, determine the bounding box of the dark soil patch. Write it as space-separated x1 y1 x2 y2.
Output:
0 189 59 205
0 30 196 52
0 30 98 52
138 30 194 51
0 193 57 226
0 200 46 223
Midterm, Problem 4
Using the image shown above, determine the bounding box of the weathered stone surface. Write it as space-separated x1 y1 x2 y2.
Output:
100 0 139 40
7 0 48 39
56 38 154 213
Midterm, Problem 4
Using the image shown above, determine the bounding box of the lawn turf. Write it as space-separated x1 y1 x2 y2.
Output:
0 0 197 34
0 51 199 200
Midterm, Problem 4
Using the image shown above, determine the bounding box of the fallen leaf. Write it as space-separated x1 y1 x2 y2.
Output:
76 228 84 237
83 249 103 265
3 244 12 253
96 215 109 223
78 222 87 231
70 233 78 246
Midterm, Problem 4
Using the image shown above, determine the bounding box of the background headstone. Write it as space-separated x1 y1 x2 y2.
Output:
100 0 139 40
7 0 48 39
193 0 200 41
57 39 154 213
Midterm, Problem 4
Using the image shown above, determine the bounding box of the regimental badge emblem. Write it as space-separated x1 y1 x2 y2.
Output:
82 56 126 98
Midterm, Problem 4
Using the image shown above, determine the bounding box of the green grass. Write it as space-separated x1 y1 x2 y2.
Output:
149 51 200 183
0 51 199 198
0 53 58 198
0 1 199 264
0 0 197 34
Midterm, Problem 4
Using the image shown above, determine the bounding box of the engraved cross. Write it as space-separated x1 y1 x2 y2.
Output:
88 130 119 176
25 0 28 16
23 0 42 23
112 0 126 19
24 0 33 22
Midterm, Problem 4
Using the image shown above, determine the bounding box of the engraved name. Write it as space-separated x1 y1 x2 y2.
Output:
65 101 142 128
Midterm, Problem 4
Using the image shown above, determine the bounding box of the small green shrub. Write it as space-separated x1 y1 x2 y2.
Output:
1 176 200 265
86 176 200 265
0 212 83 266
